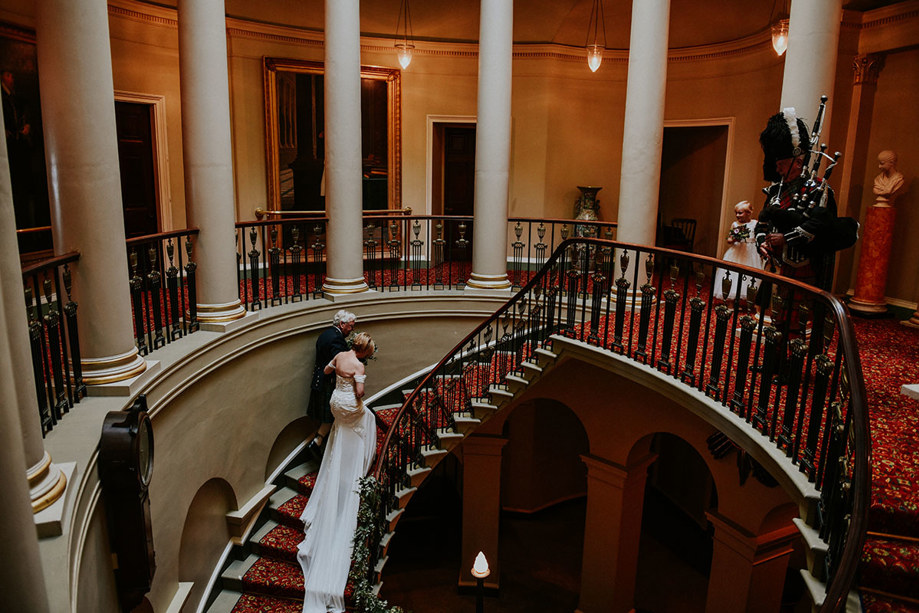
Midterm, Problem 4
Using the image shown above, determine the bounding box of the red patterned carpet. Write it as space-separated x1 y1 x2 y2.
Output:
850 317 919 612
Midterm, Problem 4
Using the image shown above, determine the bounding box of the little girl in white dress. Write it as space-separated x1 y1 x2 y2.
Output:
298 333 377 613
714 201 763 301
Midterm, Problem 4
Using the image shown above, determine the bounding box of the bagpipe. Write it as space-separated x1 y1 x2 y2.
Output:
758 96 858 259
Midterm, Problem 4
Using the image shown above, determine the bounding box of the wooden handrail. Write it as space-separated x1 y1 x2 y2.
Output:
20 250 81 276
254 207 412 220
125 227 200 248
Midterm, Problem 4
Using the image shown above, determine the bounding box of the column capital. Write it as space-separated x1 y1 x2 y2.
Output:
852 53 885 85
463 434 508 456
580 452 657 489
705 510 758 562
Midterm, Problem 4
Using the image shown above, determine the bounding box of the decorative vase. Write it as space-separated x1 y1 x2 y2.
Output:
572 186 602 271
574 185 602 229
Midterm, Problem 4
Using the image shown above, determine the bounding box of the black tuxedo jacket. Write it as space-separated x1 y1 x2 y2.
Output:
311 325 349 392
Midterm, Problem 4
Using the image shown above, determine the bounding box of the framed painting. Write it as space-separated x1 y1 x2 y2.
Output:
0 21 52 254
263 58 402 213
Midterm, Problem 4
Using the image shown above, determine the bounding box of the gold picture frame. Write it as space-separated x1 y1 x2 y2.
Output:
263 57 402 213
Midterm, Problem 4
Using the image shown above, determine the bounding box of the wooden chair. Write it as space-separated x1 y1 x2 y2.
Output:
668 218 697 253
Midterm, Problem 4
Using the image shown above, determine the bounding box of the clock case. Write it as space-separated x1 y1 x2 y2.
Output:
99 394 156 611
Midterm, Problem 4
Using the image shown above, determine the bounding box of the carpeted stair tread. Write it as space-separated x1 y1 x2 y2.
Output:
860 536 919 600
270 487 308 529
241 556 304 598
861 591 919 613
283 460 320 493
230 592 303 613
257 524 304 563
296 471 318 496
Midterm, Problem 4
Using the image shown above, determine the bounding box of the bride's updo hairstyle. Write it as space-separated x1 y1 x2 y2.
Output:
351 332 375 358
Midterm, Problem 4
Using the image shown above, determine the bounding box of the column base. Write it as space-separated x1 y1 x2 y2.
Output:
28 451 67 514
848 297 890 317
82 347 148 385
86 360 161 397
34 462 76 538
322 276 370 295
901 312 919 329
199 310 259 333
197 299 247 323
466 272 511 290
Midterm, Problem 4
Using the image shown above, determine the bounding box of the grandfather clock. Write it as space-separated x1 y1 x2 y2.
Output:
99 394 156 611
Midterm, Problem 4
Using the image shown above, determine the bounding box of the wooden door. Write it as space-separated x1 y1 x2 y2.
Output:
442 125 475 260
115 101 158 238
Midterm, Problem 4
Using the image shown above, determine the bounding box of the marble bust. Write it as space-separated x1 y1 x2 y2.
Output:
873 150 904 206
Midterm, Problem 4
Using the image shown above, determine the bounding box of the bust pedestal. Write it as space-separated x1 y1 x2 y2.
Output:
849 204 896 316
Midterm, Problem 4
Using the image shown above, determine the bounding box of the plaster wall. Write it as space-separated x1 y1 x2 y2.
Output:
40 294 503 612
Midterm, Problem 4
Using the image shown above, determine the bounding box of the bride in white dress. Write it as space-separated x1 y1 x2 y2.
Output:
298 332 377 613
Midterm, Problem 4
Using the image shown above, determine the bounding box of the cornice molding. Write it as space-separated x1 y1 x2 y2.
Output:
858 0 919 30
108 0 177 28
108 0 774 65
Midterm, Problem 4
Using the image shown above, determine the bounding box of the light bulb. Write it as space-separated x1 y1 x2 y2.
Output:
396 42 414 70
472 551 490 578
771 19 789 56
587 44 604 72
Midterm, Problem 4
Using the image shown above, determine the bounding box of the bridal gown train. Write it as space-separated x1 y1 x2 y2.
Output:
297 373 377 613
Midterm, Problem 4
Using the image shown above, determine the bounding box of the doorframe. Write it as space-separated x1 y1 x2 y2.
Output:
114 90 173 232
426 114 476 216
662 117 735 247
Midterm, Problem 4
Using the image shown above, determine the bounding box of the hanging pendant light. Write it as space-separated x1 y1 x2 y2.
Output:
585 0 607 72
395 0 415 70
771 18 789 56
769 0 789 57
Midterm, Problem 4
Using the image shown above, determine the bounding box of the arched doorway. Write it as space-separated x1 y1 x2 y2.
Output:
634 432 715 612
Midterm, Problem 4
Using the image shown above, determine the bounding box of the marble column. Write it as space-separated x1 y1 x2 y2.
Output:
704 512 797 613
36 0 147 384
779 0 843 128
467 0 513 290
459 435 507 590
0 87 52 613
616 0 670 253
321 0 369 294
178 0 247 319
577 453 656 613
835 54 885 294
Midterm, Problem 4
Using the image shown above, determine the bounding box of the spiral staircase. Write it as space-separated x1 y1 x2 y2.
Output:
204 237 869 612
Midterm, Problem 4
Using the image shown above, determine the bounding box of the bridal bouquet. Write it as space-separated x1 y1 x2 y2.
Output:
729 225 751 243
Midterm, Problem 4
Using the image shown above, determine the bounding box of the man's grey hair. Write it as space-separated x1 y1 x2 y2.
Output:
333 309 356 327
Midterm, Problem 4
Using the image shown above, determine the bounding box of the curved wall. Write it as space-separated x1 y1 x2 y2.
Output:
44 293 504 612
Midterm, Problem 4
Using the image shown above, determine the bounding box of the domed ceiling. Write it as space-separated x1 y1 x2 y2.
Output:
155 0 905 49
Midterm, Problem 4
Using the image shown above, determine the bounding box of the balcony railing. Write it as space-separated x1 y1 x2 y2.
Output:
125 229 201 355
367 237 869 612
21 251 84 435
233 214 618 308
23 216 615 436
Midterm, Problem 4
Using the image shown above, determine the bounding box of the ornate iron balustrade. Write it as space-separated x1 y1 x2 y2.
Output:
125 229 200 355
21 251 84 436
368 237 868 612
233 215 618 307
